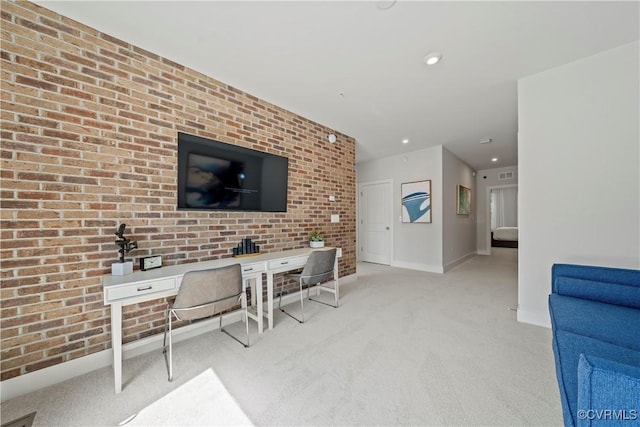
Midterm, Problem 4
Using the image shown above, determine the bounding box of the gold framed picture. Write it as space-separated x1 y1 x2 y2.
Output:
457 185 471 215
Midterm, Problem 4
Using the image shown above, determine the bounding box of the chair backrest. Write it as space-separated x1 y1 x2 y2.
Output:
172 263 242 321
300 249 337 285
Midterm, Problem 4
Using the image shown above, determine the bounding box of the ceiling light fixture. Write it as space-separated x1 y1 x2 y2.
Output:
402 138 409 144
424 52 443 66
480 138 493 144
491 157 498 162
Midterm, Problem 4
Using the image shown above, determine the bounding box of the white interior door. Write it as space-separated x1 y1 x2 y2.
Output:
359 181 392 265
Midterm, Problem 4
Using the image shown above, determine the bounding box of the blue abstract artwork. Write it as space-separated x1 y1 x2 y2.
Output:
401 180 431 223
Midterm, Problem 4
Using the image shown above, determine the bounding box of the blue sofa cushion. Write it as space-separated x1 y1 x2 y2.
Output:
577 354 640 427
551 331 640 427
549 294 640 351
552 264 640 309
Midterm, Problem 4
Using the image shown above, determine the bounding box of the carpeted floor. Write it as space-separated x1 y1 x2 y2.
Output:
0 249 563 426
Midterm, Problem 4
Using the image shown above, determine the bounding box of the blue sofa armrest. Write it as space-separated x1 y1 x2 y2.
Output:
552 264 640 309
577 354 640 426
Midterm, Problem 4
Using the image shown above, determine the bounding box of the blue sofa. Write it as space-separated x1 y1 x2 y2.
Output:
549 264 640 426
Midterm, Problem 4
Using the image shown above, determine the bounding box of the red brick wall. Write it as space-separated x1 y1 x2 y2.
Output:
0 1 356 381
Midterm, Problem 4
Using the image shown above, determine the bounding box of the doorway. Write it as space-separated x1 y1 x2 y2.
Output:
485 184 518 254
358 180 393 265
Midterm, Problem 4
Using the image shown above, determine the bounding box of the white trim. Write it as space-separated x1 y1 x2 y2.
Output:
391 260 444 274
0 272 357 402
477 249 491 256
0 312 237 403
516 307 551 329
443 252 476 273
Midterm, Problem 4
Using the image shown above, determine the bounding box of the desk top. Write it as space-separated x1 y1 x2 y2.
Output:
102 247 340 288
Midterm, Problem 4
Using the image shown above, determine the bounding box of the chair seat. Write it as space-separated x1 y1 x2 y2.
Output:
162 263 250 382
278 248 339 323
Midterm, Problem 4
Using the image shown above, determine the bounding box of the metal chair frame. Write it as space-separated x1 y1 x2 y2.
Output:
278 250 339 323
162 274 249 382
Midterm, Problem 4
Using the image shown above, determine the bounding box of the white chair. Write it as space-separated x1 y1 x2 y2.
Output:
162 263 249 382
278 248 338 323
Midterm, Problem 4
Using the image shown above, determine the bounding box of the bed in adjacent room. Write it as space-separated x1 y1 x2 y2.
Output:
491 227 518 248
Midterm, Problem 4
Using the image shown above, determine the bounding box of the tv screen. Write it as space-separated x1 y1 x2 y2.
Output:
177 132 288 212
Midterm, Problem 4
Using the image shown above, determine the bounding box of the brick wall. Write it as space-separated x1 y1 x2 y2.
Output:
0 0 356 381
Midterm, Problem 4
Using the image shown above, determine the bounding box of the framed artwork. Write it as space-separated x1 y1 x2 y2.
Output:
457 185 471 215
401 180 431 223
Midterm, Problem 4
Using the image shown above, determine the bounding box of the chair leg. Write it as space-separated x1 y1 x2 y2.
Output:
299 277 305 323
220 306 250 348
245 305 250 347
162 307 173 382
278 277 304 324
308 277 339 309
278 279 284 310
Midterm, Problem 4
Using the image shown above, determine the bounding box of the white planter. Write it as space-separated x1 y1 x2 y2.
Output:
112 260 133 276
309 241 325 248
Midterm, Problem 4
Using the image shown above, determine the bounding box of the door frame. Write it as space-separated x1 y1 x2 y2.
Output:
485 183 518 255
357 179 394 265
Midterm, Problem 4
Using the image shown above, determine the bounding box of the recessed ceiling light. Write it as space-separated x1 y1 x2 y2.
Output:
491 157 498 162
402 139 409 144
424 52 443 66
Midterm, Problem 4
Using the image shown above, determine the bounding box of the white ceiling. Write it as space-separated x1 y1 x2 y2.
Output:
35 1 639 170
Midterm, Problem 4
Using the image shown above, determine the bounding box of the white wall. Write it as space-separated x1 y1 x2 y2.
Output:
442 147 477 271
357 146 444 272
517 41 640 327
476 166 518 254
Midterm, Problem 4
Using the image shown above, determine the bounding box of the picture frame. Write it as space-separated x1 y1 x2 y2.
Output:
457 185 471 215
401 180 431 223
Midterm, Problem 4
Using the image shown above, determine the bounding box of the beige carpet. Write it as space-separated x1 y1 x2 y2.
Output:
120 368 253 426
1 249 563 426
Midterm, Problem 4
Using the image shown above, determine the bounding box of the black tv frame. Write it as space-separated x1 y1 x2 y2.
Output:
176 132 288 212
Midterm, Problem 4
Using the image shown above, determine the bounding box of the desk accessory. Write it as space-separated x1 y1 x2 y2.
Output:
140 255 162 271
112 224 137 276
233 237 260 257
309 230 325 248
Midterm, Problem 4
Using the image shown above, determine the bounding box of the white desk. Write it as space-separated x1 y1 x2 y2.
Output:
102 247 341 393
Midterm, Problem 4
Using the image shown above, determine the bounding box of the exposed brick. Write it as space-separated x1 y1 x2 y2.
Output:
1 0 356 382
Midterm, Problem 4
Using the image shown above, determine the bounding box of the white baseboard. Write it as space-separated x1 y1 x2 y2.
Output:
443 252 476 273
477 249 491 256
0 311 241 403
0 275 358 403
390 260 444 274
516 307 551 328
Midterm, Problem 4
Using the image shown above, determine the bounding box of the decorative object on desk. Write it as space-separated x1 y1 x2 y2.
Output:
457 184 471 215
140 255 163 271
112 223 137 276
401 180 431 223
232 237 260 257
309 230 325 248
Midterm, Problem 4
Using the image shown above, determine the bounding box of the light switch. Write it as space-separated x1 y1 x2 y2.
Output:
329 195 336 202
331 214 339 223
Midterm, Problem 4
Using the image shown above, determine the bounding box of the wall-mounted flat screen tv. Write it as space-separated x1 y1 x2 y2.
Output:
177 132 288 212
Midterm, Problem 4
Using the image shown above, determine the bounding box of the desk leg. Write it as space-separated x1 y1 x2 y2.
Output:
334 258 340 304
266 271 274 330
255 275 263 334
111 302 123 394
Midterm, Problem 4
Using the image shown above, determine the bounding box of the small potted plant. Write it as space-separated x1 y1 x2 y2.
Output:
309 230 325 248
